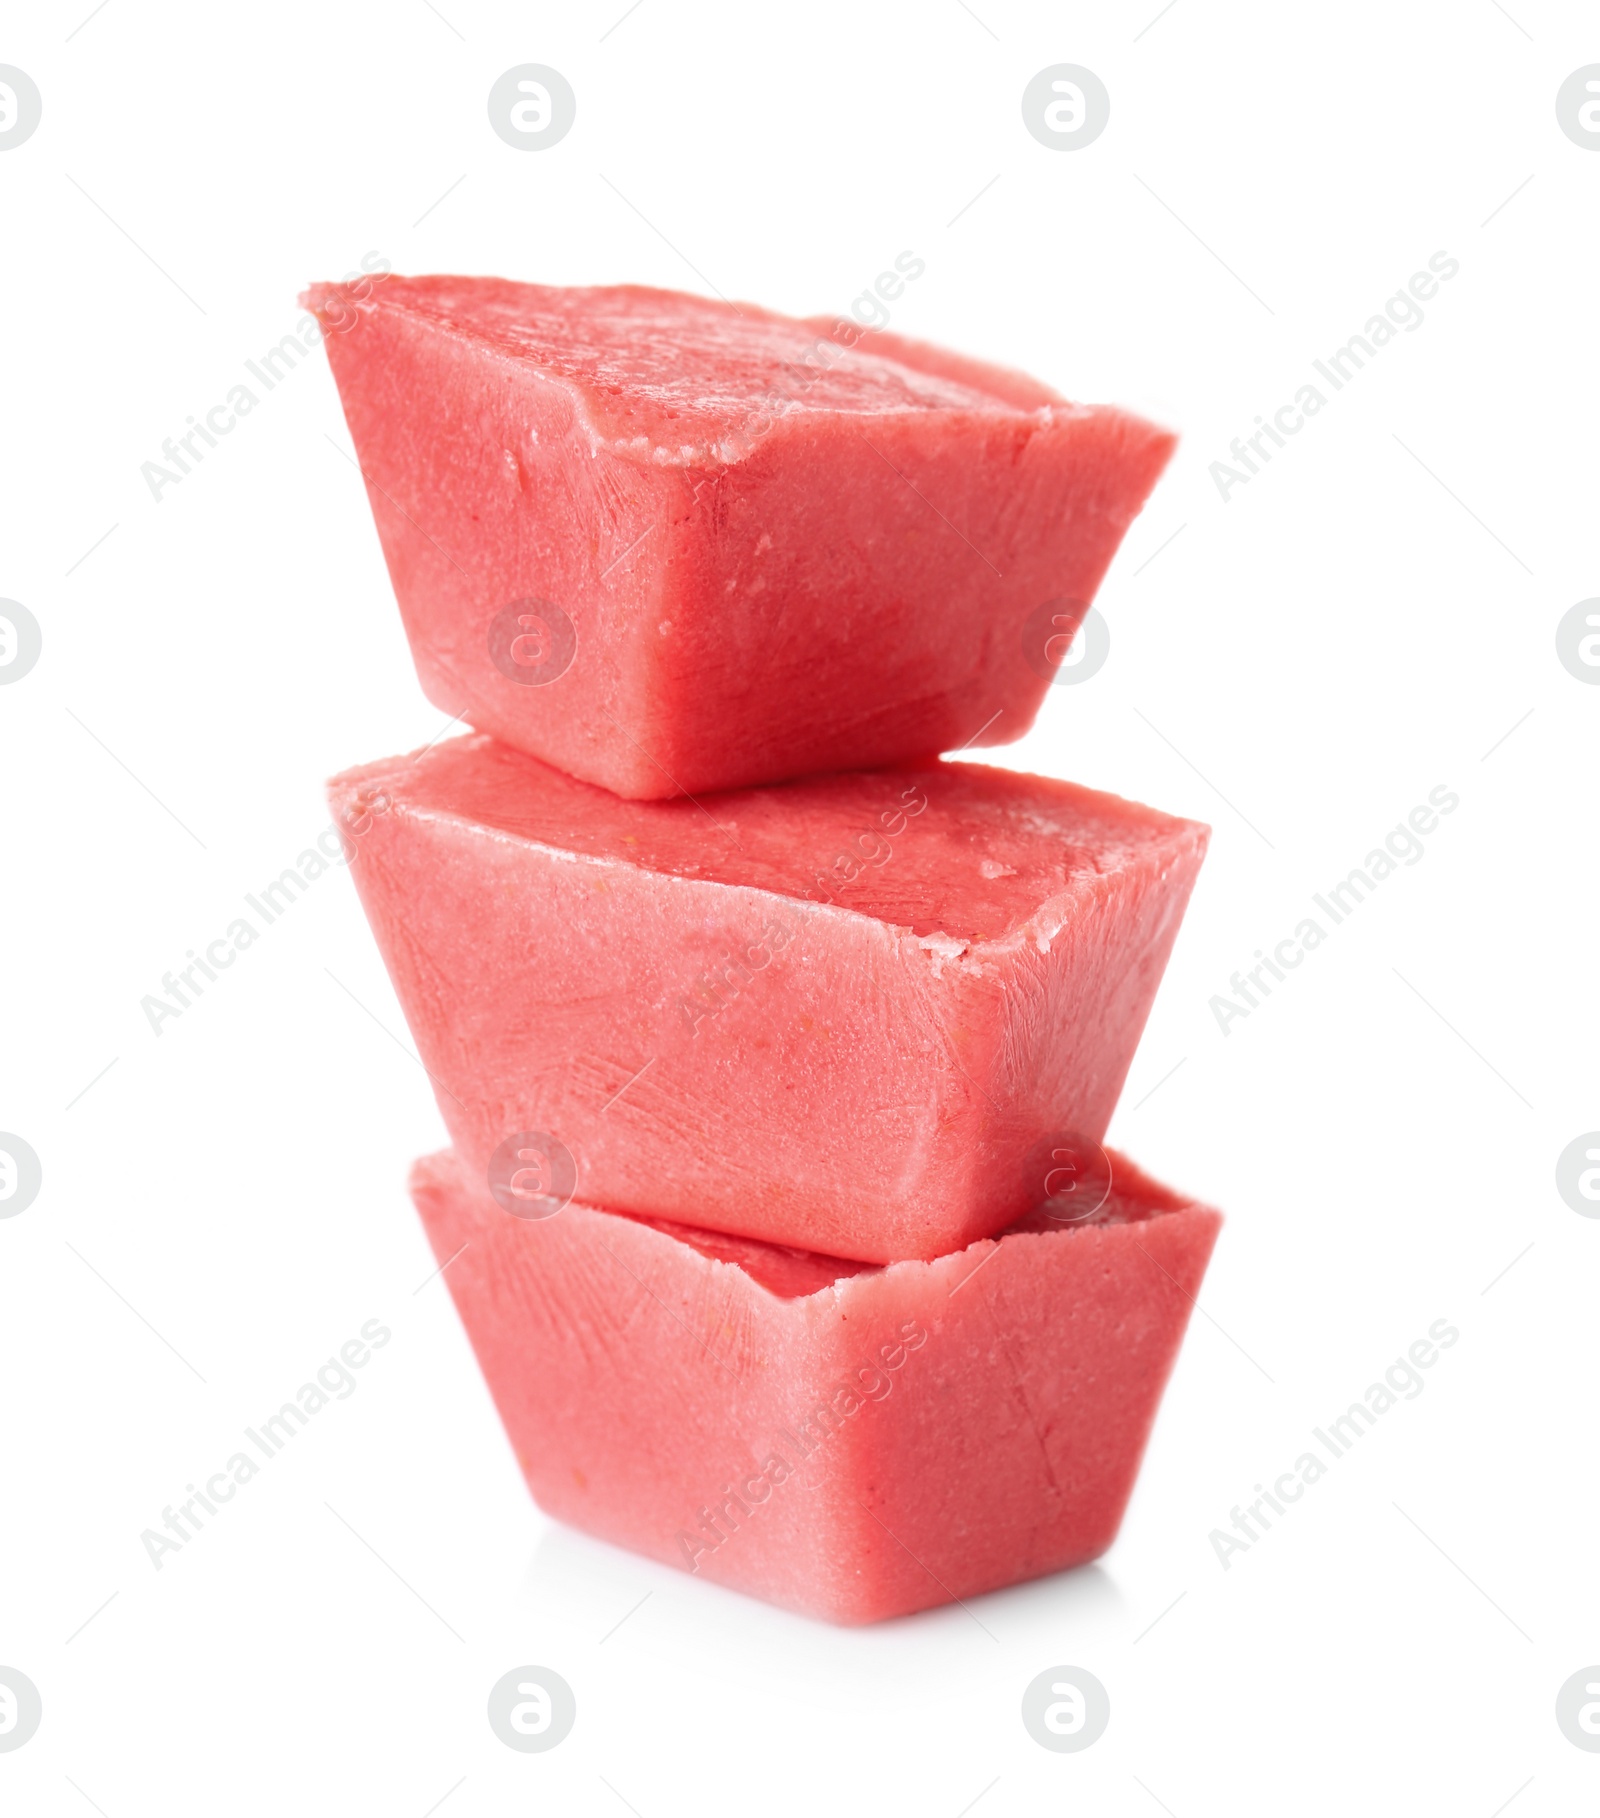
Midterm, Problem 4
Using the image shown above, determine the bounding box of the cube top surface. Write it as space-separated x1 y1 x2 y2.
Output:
303 274 1073 462
618 1147 1208 1302
331 733 1207 948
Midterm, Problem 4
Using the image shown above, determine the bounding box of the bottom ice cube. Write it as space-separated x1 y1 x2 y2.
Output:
411 1146 1221 1625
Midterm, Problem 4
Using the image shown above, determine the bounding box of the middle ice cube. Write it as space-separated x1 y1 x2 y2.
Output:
329 734 1207 1264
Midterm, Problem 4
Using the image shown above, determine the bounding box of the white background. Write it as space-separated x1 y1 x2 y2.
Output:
3 2 1597 1812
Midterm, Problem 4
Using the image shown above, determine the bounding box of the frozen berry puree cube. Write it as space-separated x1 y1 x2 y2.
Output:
330 735 1207 1263
304 274 1175 798
410 1144 1221 1624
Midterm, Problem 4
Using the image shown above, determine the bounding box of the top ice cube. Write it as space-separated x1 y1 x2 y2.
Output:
304 275 1175 798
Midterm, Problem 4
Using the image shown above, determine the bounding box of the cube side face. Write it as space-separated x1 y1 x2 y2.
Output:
978 829 1210 1195
824 1206 1223 1620
354 802 973 1261
409 1153 865 1619
596 403 1176 794
321 302 1173 797
320 306 687 797
886 824 1208 1246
